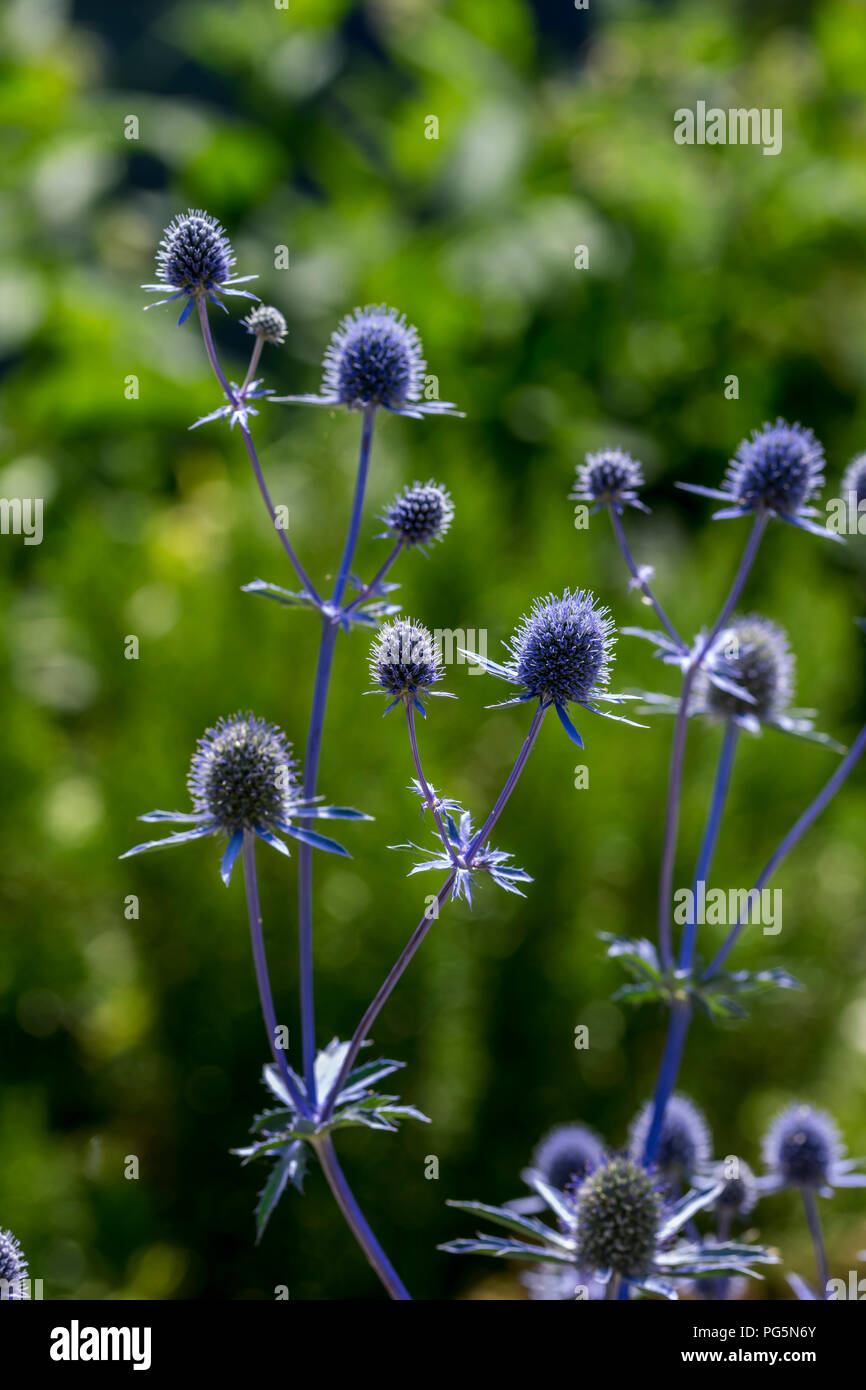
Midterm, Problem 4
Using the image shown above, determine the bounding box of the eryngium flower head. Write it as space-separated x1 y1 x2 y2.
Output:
0 1229 29 1299
122 713 368 883
271 305 461 418
369 618 450 715
243 304 288 344
187 714 296 832
531 1124 606 1191
677 420 835 541
841 453 866 510
714 1159 757 1217
575 1157 662 1280
571 448 648 515
381 480 454 548
464 589 643 746
759 1105 866 1195
142 210 258 324
636 616 842 750
697 615 793 726
629 1094 712 1182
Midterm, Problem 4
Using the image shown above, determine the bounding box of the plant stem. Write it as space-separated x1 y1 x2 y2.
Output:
241 334 264 393
296 408 377 1103
315 1135 411 1299
405 703 459 862
322 704 547 1120
608 507 683 650
344 539 404 615
802 1189 829 1298
240 832 309 1117
656 512 766 971
196 300 321 603
641 996 691 1166
677 721 739 969
705 721 866 978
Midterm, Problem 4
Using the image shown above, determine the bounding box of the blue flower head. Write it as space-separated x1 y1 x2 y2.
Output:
629 1094 712 1183
677 420 834 541
760 1104 866 1195
532 1124 606 1191
464 589 643 746
369 618 451 715
571 448 648 515
0 1229 29 1299
842 453 866 509
714 1158 757 1217
442 1153 778 1299
142 210 259 324
122 712 368 884
381 480 454 548
634 614 843 750
271 305 461 418
243 304 288 345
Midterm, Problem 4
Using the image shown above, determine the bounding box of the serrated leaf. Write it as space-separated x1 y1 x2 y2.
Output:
255 1141 308 1243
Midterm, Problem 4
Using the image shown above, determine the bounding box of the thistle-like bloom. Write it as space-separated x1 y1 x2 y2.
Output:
243 304 288 345
368 618 453 715
532 1124 606 1191
759 1104 866 1196
380 480 454 549
464 589 643 747
677 419 837 541
842 453 866 506
0 1229 29 1299
629 1095 712 1185
442 1157 776 1300
142 209 259 325
270 305 461 417
714 1158 758 1217
121 712 369 884
394 805 531 908
570 447 648 515
632 614 843 750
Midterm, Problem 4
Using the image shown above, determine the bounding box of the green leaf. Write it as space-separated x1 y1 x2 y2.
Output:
255 1141 308 1244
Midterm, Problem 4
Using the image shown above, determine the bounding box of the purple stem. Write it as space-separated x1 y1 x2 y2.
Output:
656 511 767 970
241 832 309 1117
315 1135 410 1300
405 703 459 863
802 1189 829 1299
196 300 321 604
296 407 377 1102
321 704 547 1120
677 721 739 970
608 507 684 650
344 539 405 615
705 721 866 978
241 333 265 394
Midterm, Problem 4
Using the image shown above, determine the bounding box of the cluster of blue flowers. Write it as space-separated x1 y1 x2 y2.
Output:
110 209 866 1303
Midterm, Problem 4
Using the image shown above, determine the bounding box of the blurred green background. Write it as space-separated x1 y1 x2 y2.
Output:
2 0 866 1301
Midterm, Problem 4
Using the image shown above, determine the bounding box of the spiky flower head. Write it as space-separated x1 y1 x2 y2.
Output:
122 712 366 883
531 1124 606 1191
243 304 288 345
571 447 648 514
381 480 454 547
714 1158 757 1216
762 1105 842 1190
629 1094 712 1183
841 453 866 510
0 1229 29 1299
677 420 835 540
142 209 258 324
187 714 296 835
369 618 448 715
271 305 461 418
697 615 794 725
575 1156 662 1279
